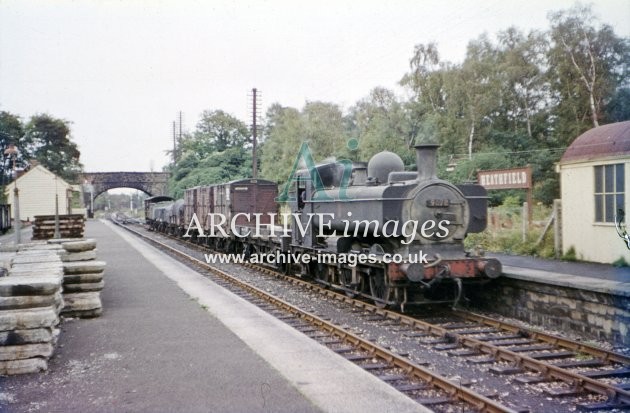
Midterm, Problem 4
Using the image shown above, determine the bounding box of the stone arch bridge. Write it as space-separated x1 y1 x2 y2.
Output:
80 172 170 204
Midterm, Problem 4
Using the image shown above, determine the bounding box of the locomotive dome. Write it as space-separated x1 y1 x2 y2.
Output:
367 151 405 184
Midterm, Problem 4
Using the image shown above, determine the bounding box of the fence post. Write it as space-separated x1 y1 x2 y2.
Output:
522 201 529 242
553 199 562 258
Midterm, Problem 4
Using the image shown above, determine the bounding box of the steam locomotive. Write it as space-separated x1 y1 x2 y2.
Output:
146 144 501 310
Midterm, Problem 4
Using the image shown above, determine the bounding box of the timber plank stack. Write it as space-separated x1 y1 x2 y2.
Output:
32 214 85 240
0 247 63 375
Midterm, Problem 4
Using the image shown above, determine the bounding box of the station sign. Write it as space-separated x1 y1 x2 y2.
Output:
478 166 532 190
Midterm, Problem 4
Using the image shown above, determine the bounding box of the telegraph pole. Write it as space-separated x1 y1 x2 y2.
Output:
251 88 260 178
172 121 177 164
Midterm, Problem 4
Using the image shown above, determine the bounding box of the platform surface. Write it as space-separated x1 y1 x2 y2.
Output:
0 220 428 413
490 252 630 297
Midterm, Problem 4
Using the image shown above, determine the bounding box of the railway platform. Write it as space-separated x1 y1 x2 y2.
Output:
0 219 428 413
489 252 630 296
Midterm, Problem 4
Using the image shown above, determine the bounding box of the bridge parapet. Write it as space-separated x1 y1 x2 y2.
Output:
80 172 170 207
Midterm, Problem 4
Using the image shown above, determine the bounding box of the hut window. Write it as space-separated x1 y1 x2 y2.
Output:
594 164 624 223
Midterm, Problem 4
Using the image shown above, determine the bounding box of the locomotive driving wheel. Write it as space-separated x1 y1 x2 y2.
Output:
369 267 393 308
339 267 362 298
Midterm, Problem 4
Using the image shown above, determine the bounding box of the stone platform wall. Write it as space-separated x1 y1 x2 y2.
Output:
469 276 629 346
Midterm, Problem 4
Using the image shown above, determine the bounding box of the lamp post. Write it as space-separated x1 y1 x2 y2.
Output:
3 144 20 245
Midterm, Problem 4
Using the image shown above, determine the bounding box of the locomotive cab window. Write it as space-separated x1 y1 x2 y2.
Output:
594 163 625 223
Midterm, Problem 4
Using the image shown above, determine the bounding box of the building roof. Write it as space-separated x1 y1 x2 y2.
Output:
4 164 73 194
560 121 630 164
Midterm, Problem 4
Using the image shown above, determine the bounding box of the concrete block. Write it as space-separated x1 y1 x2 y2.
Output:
63 261 107 275
0 357 47 375
63 272 103 284
0 328 53 346
0 307 58 331
58 250 98 262
0 276 62 297
63 281 104 293
0 294 58 311
0 343 54 361
62 239 96 252
61 292 102 312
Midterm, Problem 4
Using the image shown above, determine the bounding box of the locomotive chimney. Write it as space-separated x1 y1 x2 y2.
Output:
415 143 440 181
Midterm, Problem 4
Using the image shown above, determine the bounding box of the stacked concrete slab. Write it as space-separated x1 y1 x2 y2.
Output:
55 239 106 318
0 247 63 375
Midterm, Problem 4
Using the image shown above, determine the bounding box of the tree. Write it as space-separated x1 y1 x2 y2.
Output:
167 110 253 197
0 111 26 186
496 28 550 139
22 114 82 182
182 110 250 154
548 5 629 137
260 104 303 184
347 87 415 166
260 102 349 186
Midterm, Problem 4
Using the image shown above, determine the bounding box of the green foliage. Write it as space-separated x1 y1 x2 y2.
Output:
260 101 349 186
168 110 254 198
465 203 556 258
0 112 83 183
612 257 628 267
562 246 577 262
547 4 629 135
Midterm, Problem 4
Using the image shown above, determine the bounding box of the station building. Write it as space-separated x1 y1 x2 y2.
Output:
4 164 85 221
558 120 630 264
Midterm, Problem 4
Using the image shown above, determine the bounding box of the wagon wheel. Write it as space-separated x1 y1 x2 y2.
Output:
369 267 392 308
339 267 362 298
310 261 330 284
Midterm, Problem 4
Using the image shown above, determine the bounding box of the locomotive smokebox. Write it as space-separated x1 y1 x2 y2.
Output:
415 143 440 181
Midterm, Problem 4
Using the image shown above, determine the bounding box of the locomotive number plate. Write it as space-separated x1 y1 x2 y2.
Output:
426 199 450 207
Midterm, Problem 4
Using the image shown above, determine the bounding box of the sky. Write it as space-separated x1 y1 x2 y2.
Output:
1 0 629 174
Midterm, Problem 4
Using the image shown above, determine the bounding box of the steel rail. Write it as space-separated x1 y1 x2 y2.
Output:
117 221 516 413
452 309 630 365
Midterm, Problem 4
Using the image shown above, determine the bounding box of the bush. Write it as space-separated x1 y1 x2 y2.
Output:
562 246 577 262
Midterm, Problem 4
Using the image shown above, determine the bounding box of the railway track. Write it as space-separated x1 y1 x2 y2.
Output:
114 219 630 412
